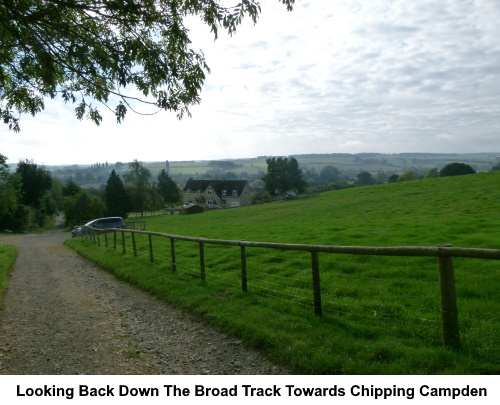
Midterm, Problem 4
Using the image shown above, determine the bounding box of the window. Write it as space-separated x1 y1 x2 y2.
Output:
197 189 202 194
207 190 212 195
222 190 227 196
232 190 238 196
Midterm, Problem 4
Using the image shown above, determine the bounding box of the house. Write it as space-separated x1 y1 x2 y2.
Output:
183 178 253 209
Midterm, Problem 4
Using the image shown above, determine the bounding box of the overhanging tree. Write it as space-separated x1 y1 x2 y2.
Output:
1 0 295 131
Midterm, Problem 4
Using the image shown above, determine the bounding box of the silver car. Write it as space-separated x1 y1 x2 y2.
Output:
71 217 125 237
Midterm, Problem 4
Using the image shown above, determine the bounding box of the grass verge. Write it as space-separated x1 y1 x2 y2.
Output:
0 245 17 313
66 236 498 374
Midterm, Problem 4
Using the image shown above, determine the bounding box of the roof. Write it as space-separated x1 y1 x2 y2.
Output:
183 179 249 196
182 203 204 214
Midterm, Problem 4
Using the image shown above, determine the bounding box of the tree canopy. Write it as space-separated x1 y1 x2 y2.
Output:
156 169 180 205
1 155 62 230
439 163 476 177
355 171 376 186
262 156 306 195
0 154 22 228
319 165 343 183
124 159 152 215
16 159 53 208
397 170 417 182
104 169 129 218
1 0 294 131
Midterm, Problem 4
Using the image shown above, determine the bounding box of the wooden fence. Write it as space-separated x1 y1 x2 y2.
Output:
83 227 500 350
125 221 146 231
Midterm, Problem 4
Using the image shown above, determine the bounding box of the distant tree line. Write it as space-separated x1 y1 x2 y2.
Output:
51 161 125 185
1 154 182 232
256 158 483 201
64 160 182 226
2 152 488 233
208 160 241 170
337 162 477 189
89 162 109 170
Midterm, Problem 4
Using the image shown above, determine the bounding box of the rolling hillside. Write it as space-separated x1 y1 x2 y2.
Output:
68 171 500 374
48 152 500 188
146 171 500 250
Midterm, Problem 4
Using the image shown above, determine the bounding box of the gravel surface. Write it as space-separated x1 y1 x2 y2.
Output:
0 219 288 375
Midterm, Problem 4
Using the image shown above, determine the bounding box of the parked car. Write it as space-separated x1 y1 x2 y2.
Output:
283 191 297 200
71 217 125 237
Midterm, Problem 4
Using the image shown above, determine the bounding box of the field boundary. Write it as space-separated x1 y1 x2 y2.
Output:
80 226 500 350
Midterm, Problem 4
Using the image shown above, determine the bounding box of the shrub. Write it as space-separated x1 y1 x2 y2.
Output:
397 171 417 182
440 163 476 177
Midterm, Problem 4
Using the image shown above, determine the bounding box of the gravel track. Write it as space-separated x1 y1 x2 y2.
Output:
0 220 288 375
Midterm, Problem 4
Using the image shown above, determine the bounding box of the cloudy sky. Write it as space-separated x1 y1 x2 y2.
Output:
2 0 500 166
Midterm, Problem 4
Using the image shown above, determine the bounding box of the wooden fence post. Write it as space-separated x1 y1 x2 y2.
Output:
132 232 137 257
438 244 460 349
113 231 117 250
199 242 205 281
148 234 154 263
104 232 108 248
311 251 323 316
170 238 176 271
97 233 100 246
121 231 126 254
241 245 248 292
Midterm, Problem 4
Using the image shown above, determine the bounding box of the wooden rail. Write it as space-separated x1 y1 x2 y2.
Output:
82 226 500 350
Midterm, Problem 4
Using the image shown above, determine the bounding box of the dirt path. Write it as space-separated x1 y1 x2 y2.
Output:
0 220 288 375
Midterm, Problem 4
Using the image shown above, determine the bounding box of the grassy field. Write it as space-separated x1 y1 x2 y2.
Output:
0 245 17 313
66 172 500 374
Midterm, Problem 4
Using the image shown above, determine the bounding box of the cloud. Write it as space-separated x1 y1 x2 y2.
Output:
2 0 499 165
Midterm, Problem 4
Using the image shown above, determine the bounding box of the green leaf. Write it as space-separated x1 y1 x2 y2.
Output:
1 0 295 130
75 101 86 121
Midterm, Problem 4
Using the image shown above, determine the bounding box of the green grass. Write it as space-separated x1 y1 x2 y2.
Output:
0 245 17 312
66 172 500 374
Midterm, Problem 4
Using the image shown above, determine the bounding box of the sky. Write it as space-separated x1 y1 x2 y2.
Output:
2 0 500 166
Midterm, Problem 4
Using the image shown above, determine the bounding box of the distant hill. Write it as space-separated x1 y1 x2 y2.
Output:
46 152 500 188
